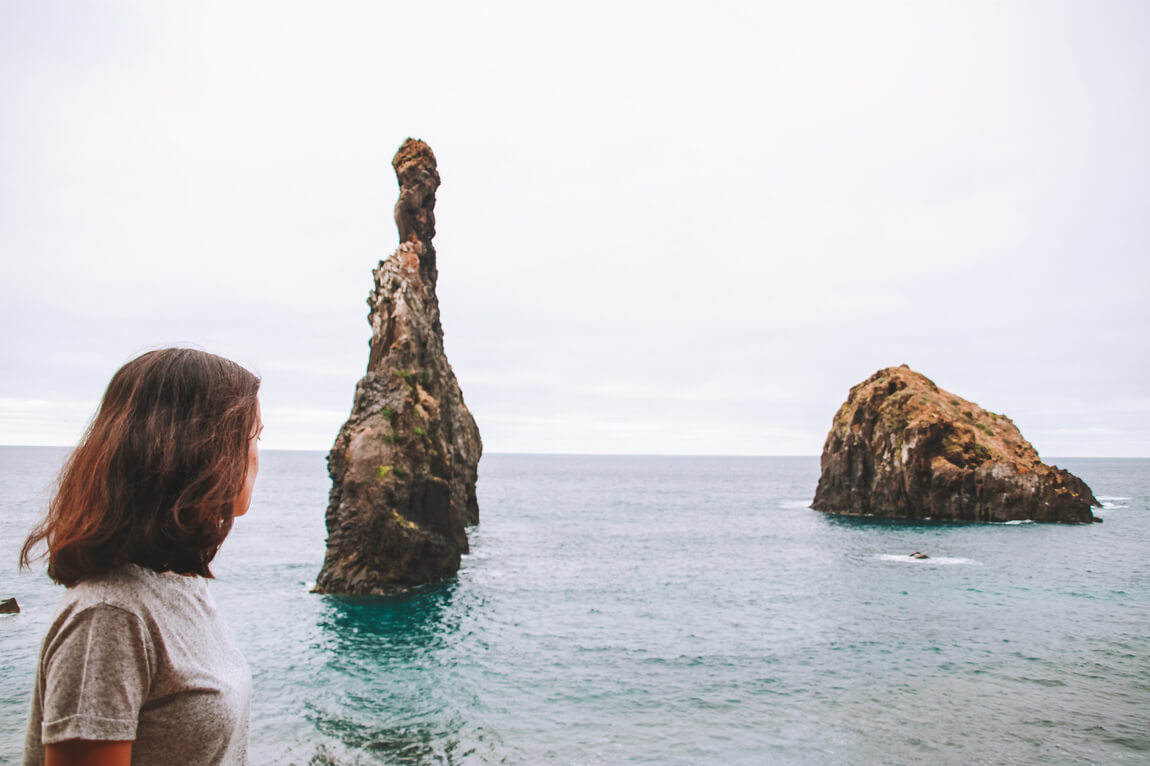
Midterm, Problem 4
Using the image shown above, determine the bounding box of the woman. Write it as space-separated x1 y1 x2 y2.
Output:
21 348 262 766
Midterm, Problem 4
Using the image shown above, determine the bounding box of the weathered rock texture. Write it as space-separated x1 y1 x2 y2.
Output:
315 139 482 595
811 365 1099 523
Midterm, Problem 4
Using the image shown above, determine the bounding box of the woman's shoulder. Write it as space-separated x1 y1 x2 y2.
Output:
41 565 221 674
58 563 208 622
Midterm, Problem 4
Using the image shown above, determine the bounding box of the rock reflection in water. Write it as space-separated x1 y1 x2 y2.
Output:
299 584 496 765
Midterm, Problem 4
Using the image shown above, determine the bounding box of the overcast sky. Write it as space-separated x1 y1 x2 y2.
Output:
1 1 1147 456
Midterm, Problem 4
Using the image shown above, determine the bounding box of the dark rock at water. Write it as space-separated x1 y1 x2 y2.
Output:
314 139 482 595
812 365 1099 524
1 598 18 614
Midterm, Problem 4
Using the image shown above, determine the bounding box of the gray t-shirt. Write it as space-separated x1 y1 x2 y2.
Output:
24 563 251 765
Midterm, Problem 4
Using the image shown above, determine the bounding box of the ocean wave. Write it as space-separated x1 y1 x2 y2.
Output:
876 554 980 566
1098 496 1130 509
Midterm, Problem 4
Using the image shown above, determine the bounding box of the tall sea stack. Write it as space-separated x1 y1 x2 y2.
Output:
315 139 482 595
811 365 1099 523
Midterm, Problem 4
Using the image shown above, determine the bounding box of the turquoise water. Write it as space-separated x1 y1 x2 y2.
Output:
2 448 1148 764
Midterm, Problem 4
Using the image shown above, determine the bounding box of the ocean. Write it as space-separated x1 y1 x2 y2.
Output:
1 447 1147 765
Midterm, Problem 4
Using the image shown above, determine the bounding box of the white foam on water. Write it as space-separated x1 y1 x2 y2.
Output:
1002 520 1034 525
783 499 814 509
876 554 979 566
1098 496 1130 509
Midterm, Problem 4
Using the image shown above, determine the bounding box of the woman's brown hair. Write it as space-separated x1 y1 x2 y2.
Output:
21 348 261 585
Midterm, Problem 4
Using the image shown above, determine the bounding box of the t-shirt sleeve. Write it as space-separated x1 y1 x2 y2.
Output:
39 603 154 744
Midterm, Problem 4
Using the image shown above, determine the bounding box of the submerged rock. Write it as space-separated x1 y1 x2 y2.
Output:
315 139 482 595
811 365 1099 524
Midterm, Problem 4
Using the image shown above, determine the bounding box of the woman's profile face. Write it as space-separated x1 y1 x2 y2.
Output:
233 401 263 518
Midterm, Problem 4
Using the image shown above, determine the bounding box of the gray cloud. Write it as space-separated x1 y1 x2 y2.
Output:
1 1 1147 456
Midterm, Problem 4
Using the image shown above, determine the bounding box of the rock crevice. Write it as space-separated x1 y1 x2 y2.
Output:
315 139 481 595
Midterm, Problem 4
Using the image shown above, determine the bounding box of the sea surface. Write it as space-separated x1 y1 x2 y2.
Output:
1 447 1148 765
